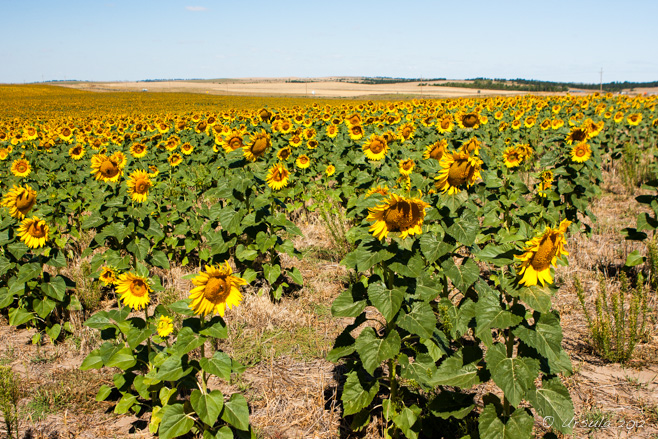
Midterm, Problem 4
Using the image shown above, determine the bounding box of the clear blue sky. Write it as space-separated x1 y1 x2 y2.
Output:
2 0 657 84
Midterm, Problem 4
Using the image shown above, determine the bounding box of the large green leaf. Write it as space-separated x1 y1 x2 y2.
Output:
159 403 195 439
429 348 482 388
367 282 404 322
478 404 534 439
41 275 67 301
331 284 367 318
446 211 479 246
341 245 394 273
514 311 571 375
199 351 232 380
221 393 250 431
526 377 574 434
105 347 137 370
342 370 380 416
397 301 435 339
486 343 540 408
475 286 523 347
512 283 554 313
191 389 224 427
441 257 479 292
354 327 401 375
428 391 475 420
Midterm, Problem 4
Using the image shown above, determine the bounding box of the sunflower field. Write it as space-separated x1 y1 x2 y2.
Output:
0 84 657 439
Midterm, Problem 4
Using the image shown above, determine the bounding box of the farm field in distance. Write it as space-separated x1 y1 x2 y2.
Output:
0 83 657 439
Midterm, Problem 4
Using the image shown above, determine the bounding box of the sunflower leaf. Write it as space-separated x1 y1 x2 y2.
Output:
397 301 435 339
191 389 224 427
442 257 479 292
342 370 380 416
159 403 195 439
355 327 401 375
486 343 540 408
367 282 405 322
526 376 574 434
199 351 232 380
478 403 534 439
221 393 250 431
446 211 479 246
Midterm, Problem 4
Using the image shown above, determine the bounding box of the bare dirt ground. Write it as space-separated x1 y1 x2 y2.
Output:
57 78 546 99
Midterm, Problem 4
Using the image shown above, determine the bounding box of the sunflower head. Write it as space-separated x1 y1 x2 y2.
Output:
2 185 37 219
18 216 49 249
266 163 290 190
424 139 447 161
325 164 336 176
399 159 415 176
366 185 390 198
99 266 118 286
362 134 389 161
435 151 483 194
503 146 524 168
296 154 311 169
127 170 152 203
516 219 571 286
116 273 152 311
570 143 592 163
69 144 85 160
189 262 247 317
168 152 183 167
90 153 123 182
11 158 31 178
243 130 271 161
156 315 174 337
367 193 430 241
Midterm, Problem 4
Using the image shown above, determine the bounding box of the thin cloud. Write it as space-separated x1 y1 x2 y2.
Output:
185 6 207 12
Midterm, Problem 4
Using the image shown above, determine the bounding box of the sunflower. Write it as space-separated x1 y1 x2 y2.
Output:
326 124 339 138
348 124 364 140
115 272 152 311
366 185 390 198
436 115 455 133
362 134 388 161
221 130 245 153
511 119 522 130
516 219 571 286
457 112 481 129
17 216 49 249
435 151 483 194
130 142 148 158
538 170 554 197
126 170 152 203
325 164 336 176
627 113 642 126
503 146 524 168
540 119 552 131
11 158 31 177
148 165 160 178
168 152 183 167
69 144 85 160
2 185 37 219
180 142 194 155
551 119 564 130
157 315 174 337
565 127 588 144
367 193 430 241
266 163 290 190
307 139 319 150
399 159 415 176
570 143 592 163
0 148 9 160
398 123 415 141
460 137 481 156
517 143 533 160
99 266 118 286
296 154 311 169
189 262 246 317
424 139 447 161
243 130 271 161
289 134 303 148
90 152 124 182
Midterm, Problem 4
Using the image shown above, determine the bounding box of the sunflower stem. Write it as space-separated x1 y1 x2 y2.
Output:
199 314 207 393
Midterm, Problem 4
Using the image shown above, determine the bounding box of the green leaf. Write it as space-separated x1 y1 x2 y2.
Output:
106 347 137 370
342 370 380 416
173 327 206 355
15 263 41 285
221 393 250 431
8 308 34 326
45 323 61 341
159 403 195 439
150 250 171 269
80 349 104 370
288 267 303 285
429 348 482 388
331 284 367 318
34 297 56 318
42 276 67 301
486 343 540 408
419 232 452 264
446 211 478 246
625 250 645 267
475 285 523 347
526 377 574 434
367 282 404 322
478 403 534 439
200 316 228 339
153 355 192 382
442 257 479 291
514 311 571 375
512 284 554 313
169 299 196 316
397 301 435 339
115 393 138 415
191 389 224 427
199 351 232 380
96 384 112 401
263 263 281 285
341 245 394 273
392 405 421 439
355 327 401 375
428 391 475 420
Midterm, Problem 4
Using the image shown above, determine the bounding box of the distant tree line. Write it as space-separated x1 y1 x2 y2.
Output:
429 78 658 93
340 77 447 85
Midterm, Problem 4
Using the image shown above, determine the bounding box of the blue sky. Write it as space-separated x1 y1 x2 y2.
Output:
2 0 657 84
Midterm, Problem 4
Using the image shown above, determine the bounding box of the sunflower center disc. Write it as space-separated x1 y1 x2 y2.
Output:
205 277 229 304
251 138 269 155
531 232 559 271
429 146 443 160
16 192 36 211
447 159 471 187
130 280 148 297
229 138 242 150
463 114 478 127
383 201 417 231
100 160 119 178
370 140 384 154
135 179 150 194
28 222 46 238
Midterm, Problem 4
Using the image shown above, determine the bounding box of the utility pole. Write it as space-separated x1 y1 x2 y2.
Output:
599 68 603 92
